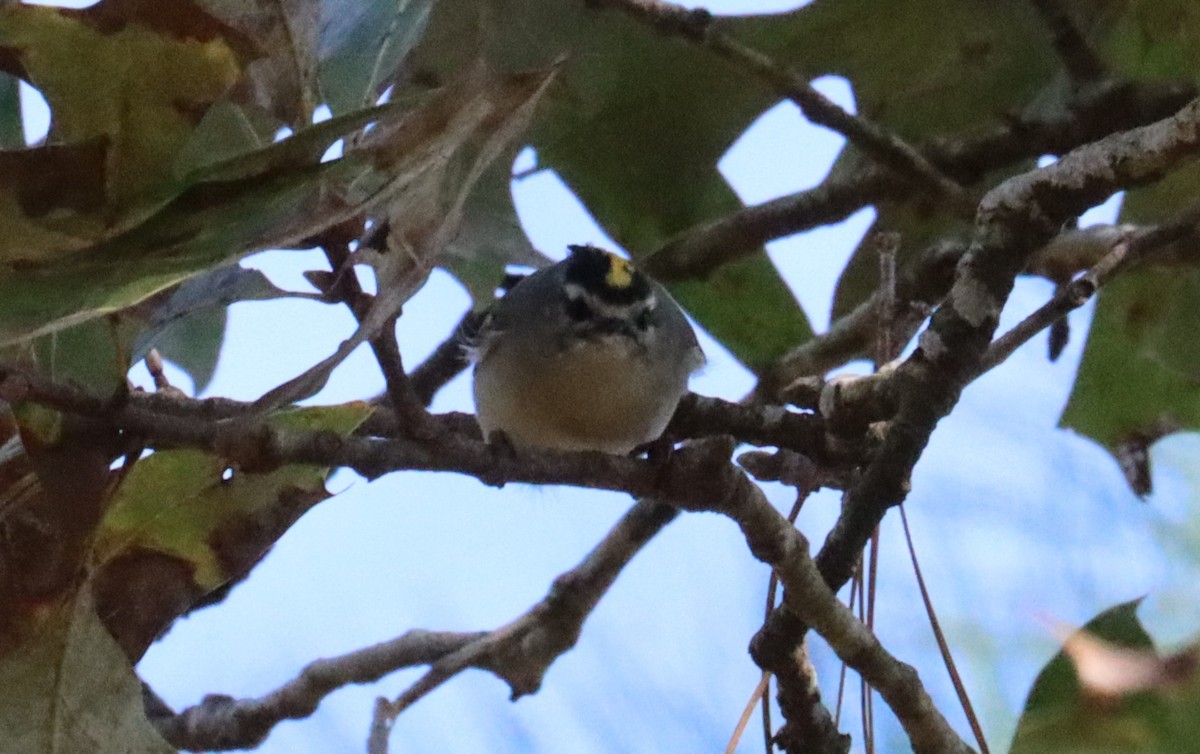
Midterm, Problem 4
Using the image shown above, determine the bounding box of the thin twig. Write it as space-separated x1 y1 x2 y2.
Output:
373 498 678 736
645 77 1193 284
873 232 901 367
144 349 173 392
727 673 772 754
833 574 856 728
862 231 898 751
979 211 1200 374
317 235 433 434
409 310 485 406
149 630 483 751
900 506 990 754
587 0 974 214
865 529 880 753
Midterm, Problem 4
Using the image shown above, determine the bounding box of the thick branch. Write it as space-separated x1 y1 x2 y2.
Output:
751 94 1200 747
816 93 1200 599
0 369 839 470
673 446 973 754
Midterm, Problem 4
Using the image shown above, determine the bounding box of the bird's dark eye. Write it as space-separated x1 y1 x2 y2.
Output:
565 295 593 322
634 306 652 331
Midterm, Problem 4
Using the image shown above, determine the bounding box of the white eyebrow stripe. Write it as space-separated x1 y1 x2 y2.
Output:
563 283 657 320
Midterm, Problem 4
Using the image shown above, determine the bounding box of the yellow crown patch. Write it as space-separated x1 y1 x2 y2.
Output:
605 254 635 289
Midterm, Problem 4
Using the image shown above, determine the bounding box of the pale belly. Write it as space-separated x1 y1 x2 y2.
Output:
473 339 686 454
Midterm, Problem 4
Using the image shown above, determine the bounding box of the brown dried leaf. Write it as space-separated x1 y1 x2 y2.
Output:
1062 629 1200 699
196 0 321 126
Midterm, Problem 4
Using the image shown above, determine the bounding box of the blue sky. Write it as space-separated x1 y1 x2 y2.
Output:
19 1 1200 752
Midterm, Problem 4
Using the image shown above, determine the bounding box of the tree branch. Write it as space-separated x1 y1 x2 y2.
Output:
372 497 677 743
750 94 1200 748
150 496 676 752
645 77 1194 283
816 93 1200 599
672 442 974 754
586 0 973 214
980 206 1200 374
0 361 969 752
645 169 910 281
148 630 483 751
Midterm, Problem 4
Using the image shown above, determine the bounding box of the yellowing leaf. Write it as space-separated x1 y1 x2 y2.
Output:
0 0 253 207
0 94 427 348
94 403 371 592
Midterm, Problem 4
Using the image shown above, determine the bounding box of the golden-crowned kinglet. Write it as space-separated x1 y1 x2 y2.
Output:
471 244 705 454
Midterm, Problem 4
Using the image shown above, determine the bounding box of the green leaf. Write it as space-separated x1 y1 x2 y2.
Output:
1060 163 1200 487
1102 2 1200 80
132 266 306 393
1051 1 1200 485
169 100 277 178
318 0 433 115
1062 268 1200 449
0 588 175 753
0 160 330 345
25 318 132 394
440 156 550 304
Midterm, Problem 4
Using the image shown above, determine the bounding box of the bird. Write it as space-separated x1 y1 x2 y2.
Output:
470 244 705 454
